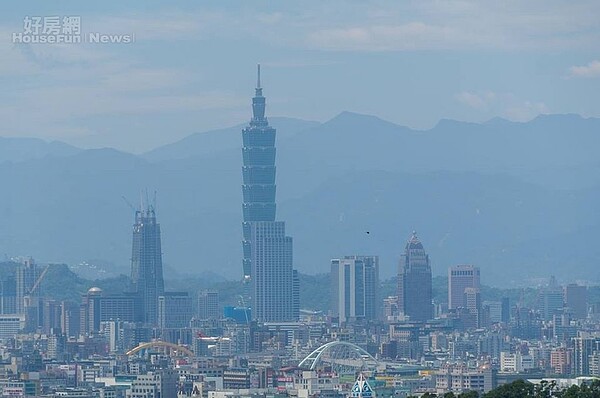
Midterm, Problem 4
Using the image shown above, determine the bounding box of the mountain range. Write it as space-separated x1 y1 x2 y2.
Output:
0 112 598 285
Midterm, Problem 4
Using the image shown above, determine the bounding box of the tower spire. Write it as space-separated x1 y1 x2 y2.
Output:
257 64 261 89
252 64 265 121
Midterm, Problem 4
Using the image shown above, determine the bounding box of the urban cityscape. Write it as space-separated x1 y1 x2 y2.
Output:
1 2 600 398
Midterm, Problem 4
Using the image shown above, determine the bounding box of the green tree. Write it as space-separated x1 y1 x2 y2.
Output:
483 380 535 398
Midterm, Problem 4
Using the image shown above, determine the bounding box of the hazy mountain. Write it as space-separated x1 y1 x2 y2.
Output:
279 170 600 283
0 137 80 163
276 112 600 197
0 113 598 285
143 117 319 162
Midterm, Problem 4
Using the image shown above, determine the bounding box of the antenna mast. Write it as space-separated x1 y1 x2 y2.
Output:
257 64 261 88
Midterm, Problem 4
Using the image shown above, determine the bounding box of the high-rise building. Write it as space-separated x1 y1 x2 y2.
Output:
60 300 80 338
247 222 295 322
197 290 220 320
565 284 587 320
80 287 138 336
464 287 482 328
397 232 432 322
448 265 481 310
292 270 300 320
158 292 193 329
0 276 17 315
501 297 510 323
130 207 165 326
16 258 41 316
331 256 379 323
241 64 277 278
539 276 564 321
241 65 297 322
573 333 600 376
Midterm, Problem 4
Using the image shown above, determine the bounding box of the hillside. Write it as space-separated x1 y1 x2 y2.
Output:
0 113 598 284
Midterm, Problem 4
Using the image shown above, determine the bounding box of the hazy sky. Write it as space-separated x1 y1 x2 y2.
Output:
1 1 599 152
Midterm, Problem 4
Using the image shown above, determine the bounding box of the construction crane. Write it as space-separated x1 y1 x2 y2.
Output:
122 195 136 213
237 295 251 324
23 264 51 309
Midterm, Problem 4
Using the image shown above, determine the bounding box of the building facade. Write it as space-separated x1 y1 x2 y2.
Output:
197 290 220 320
398 232 432 322
241 64 277 279
241 66 298 322
331 256 379 323
16 258 41 316
448 265 481 310
158 292 193 329
247 221 295 322
130 207 165 326
565 284 587 320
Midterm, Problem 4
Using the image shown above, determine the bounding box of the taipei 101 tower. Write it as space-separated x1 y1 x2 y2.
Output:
241 65 298 322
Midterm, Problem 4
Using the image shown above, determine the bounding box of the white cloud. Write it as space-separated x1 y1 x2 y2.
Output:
455 91 496 111
304 1 600 51
504 101 550 122
569 60 600 78
307 23 460 51
455 91 549 122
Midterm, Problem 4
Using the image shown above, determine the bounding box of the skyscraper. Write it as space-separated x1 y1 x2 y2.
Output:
241 65 297 322
448 265 481 310
565 284 587 320
130 206 164 325
331 256 379 323
198 290 220 320
242 64 277 279
539 276 564 321
464 287 482 328
16 257 40 315
158 292 193 329
397 232 432 322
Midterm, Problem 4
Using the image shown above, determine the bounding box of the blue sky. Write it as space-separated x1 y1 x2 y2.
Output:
0 1 599 152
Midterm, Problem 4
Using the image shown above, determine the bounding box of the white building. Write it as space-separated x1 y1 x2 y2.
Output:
331 256 379 323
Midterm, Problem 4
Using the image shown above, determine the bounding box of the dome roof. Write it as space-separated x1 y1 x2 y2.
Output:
88 287 103 294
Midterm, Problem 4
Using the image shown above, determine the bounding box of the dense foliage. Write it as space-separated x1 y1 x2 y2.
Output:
413 379 600 398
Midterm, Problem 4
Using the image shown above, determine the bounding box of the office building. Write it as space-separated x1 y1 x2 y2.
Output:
130 206 165 326
127 370 178 398
241 64 277 278
565 284 587 320
539 276 564 321
247 222 295 322
0 315 25 339
60 301 80 338
501 297 510 323
80 287 137 335
158 292 193 329
16 258 41 315
331 256 379 323
197 290 220 320
0 276 16 315
573 334 600 376
398 232 432 322
464 287 482 329
240 66 297 322
448 265 481 310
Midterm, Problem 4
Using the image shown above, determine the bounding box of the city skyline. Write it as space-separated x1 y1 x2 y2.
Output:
0 2 600 396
